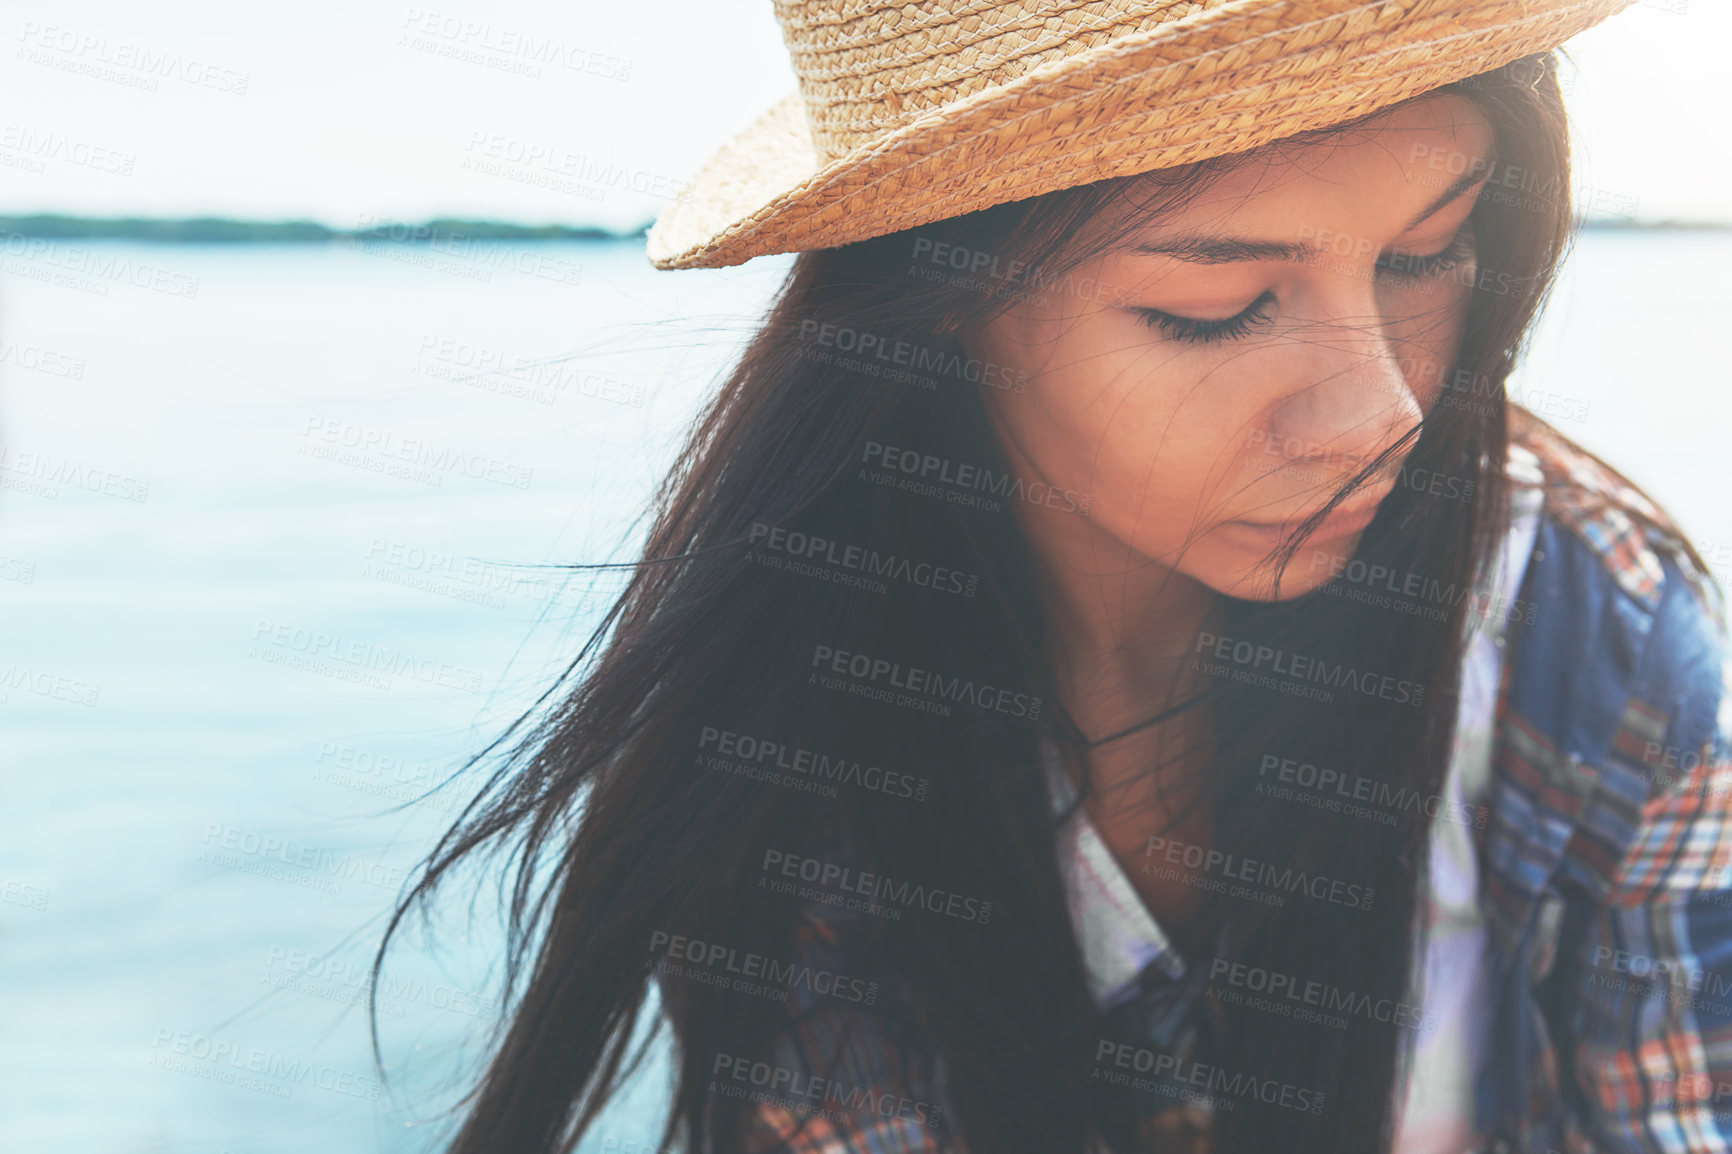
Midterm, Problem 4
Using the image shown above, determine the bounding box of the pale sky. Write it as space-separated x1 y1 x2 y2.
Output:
0 0 1724 230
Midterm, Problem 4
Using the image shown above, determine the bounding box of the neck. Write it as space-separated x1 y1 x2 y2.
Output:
1004 452 1218 815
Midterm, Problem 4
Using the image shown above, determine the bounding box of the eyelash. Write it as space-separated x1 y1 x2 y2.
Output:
1132 225 1476 346
1134 291 1276 345
1375 225 1475 282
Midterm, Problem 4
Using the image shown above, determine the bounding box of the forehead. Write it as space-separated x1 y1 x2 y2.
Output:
1099 93 1494 237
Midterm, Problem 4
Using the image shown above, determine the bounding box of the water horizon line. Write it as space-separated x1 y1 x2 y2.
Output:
0 214 653 244
0 212 1725 245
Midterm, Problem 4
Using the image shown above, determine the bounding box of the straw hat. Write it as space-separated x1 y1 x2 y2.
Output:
646 0 1634 270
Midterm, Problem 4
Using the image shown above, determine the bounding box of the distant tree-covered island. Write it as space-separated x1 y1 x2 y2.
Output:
1575 217 1732 231
0 215 652 243
0 213 1721 244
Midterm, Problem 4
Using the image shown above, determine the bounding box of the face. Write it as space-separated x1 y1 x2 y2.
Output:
965 94 1494 603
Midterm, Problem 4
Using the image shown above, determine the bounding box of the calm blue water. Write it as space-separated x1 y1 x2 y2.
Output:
0 231 1727 1153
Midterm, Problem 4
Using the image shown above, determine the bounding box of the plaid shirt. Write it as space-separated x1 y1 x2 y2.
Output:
729 418 1732 1154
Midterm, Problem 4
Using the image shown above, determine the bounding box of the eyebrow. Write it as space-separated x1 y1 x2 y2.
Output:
1122 164 1493 264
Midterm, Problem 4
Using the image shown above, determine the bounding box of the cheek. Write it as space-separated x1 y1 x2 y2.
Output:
978 322 1209 524
1029 340 1289 545
1387 266 1476 407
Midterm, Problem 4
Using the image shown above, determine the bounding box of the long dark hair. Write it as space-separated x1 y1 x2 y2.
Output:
377 54 1575 1154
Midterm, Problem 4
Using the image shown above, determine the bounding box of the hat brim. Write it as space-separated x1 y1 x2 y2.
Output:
646 0 1633 270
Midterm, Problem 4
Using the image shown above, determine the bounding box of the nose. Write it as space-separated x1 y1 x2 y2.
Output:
1263 302 1423 484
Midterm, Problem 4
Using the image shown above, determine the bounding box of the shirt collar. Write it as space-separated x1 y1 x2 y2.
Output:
1040 459 1545 1015
1043 741 1186 1011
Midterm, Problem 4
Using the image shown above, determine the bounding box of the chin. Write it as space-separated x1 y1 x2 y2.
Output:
1195 537 1359 603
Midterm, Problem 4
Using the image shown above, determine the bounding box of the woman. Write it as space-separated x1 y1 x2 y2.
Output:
380 2 1732 1152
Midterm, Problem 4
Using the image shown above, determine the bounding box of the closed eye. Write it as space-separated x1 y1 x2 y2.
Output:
1376 223 1475 282
1133 290 1277 345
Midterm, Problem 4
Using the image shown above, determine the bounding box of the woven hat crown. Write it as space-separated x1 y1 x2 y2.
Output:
647 0 1637 269
779 0 1234 163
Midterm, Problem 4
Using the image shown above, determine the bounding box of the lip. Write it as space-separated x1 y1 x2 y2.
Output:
1229 497 1386 542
